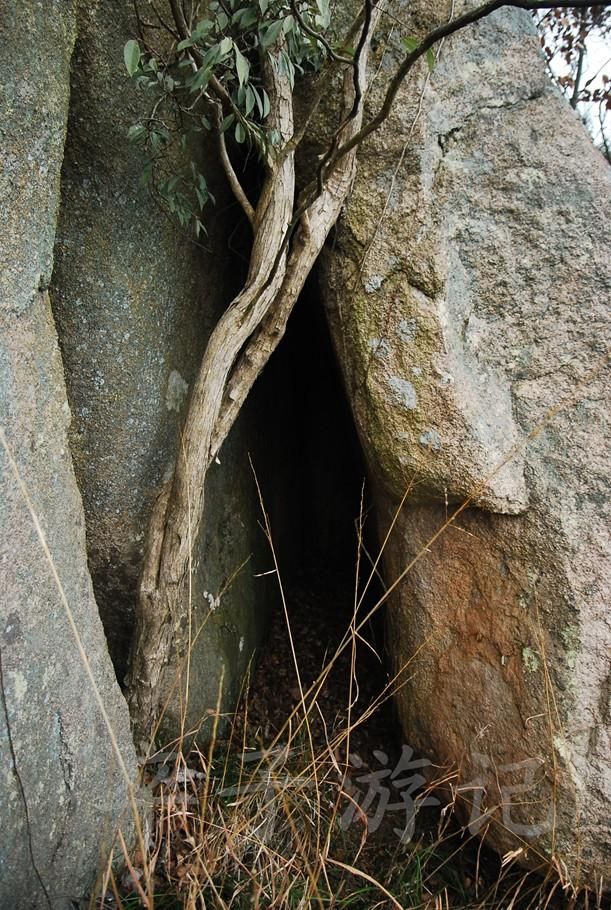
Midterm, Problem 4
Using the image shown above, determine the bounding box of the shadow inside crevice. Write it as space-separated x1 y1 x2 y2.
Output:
247 269 395 756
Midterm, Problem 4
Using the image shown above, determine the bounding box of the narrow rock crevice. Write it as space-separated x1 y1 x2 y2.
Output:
254 272 374 591
244 272 394 754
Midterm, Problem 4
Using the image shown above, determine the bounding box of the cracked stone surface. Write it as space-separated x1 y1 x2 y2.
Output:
0 3 137 906
321 0 610 884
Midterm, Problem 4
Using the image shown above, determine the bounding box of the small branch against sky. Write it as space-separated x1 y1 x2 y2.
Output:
534 4 611 159
320 0 611 175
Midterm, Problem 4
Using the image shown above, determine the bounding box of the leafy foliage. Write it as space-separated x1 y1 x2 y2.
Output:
401 35 436 73
125 0 335 233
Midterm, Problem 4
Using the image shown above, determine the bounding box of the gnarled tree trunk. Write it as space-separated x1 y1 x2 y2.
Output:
125 6 384 752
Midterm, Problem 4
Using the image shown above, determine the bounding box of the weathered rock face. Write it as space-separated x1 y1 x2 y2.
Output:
0 2 137 906
50 0 271 737
321 0 610 884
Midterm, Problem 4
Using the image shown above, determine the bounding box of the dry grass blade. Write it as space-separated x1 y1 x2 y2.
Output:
326 857 405 909
93 354 610 909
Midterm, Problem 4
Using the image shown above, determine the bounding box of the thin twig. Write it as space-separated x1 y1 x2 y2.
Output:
349 0 374 121
289 0 353 63
598 101 611 162
149 0 180 37
213 104 255 225
324 0 611 175
167 0 256 214
315 0 374 197
168 0 189 36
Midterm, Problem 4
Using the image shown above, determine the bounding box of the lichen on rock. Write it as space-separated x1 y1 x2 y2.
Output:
321 0 611 885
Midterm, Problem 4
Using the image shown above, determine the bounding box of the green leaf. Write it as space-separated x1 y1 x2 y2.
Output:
219 36 234 56
249 83 263 118
402 36 420 53
221 113 235 133
234 46 250 87
261 89 270 118
234 121 246 144
123 39 141 77
402 35 434 70
260 19 284 49
177 36 196 51
200 44 222 70
233 7 258 29
244 84 256 116
316 0 330 29
188 66 211 92
192 18 214 40
127 123 146 142
277 49 295 88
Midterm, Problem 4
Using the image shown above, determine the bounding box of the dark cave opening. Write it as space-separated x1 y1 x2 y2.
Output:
254 272 368 582
249 270 396 758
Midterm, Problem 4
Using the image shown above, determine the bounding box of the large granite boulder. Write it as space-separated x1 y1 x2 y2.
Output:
321 0 610 885
50 0 271 740
0 2 137 906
